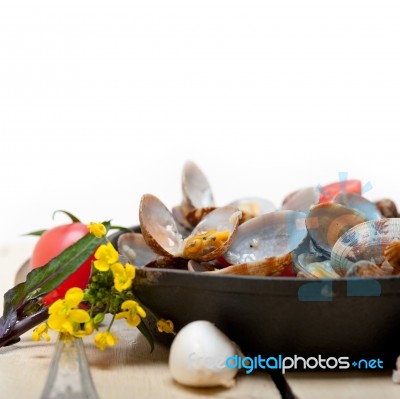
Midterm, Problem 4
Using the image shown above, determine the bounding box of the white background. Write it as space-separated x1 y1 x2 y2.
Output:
1 1 399 245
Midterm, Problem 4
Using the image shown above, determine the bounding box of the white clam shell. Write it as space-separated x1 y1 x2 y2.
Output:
183 206 241 261
228 197 276 217
140 194 241 261
306 203 367 257
182 161 215 209
117 232 157 267
331 218 400 276
139 194 183 257
224 210 307 265
282 187 319 213
214 211 307 276
333 193 381 221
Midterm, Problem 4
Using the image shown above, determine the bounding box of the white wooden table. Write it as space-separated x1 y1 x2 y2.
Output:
0 241 398 399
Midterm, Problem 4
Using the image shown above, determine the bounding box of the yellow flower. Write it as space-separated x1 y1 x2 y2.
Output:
116 300 146 327
93 242 119 272
84 320 95 335
111 262 136 292
94 331 118 351
156 319 175 334
87 222 107 238
47 287 90 337
32 323 51 342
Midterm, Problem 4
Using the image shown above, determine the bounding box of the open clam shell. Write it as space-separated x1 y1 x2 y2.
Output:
345 261 385 277
333 193 381 221
331 218 400 276
216 210 307 276
182 160 215 210
140 193 240 262
182 206 241 261
139 194 183 257
294 253 338 278
117 232 158 267
384 240 400 272
306 203 367 257
228 197 276 220
281 187 320 213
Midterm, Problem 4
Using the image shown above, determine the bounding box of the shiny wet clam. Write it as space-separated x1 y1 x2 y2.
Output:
118 232 158 267
331 218 400 276
306 203 367 257
120 161 400 280
333 193 381 221
211 210 307 276
228 197 276 221
281 187 319 213
294 253 338 278
139 193 241 262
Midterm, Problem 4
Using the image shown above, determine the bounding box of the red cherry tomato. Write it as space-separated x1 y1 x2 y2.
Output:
30 223 94 306
319 179 362 203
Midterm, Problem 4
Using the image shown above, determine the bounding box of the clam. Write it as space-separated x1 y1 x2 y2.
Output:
294 253 338 278
305 203 367 257
281 187 320 213
345 261 385 277
375 198 399 218
172 205 193 234
229 197 276 221
212 210 307 276
139 194 241 262
384 240 400 272
300 261 339 279
180 161 216 226
117 232 158 267
187 260 215 272
182 160 215 211
331 218 400 276
333 193 381 221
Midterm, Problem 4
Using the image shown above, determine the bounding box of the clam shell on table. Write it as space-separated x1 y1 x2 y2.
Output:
306 203 367 257
331 218 400 276
214 210 307 276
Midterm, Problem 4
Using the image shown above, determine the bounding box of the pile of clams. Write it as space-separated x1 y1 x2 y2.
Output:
117 161 400 279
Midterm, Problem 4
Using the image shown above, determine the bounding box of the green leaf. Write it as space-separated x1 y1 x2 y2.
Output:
109 225 133 233
137 321 154 352
52 210 81 223
22 229 47 237
2 221 111 322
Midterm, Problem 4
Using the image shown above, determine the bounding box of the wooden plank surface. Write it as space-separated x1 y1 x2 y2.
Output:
0 242 399 398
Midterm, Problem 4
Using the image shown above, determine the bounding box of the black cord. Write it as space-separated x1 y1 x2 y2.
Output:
269 371 297 399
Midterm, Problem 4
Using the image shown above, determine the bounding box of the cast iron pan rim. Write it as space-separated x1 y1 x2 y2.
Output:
112 227 400 297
